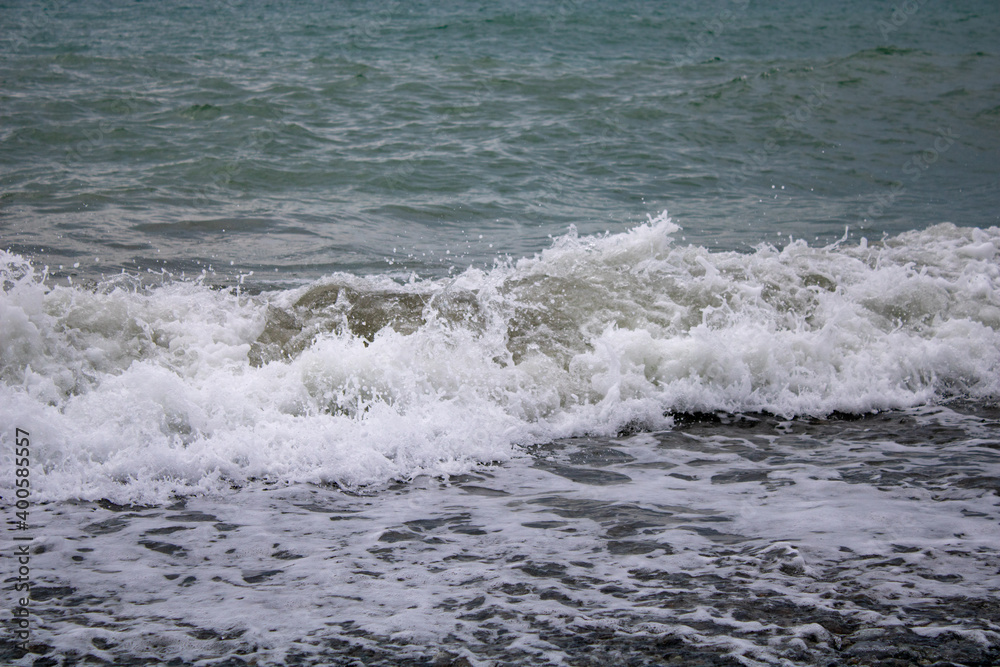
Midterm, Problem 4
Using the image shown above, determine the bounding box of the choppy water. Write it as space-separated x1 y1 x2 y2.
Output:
2 0 999 280
2 1 1000 665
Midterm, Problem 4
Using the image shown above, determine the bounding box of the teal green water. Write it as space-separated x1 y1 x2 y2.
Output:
3 4 1000 665
2 0 999 282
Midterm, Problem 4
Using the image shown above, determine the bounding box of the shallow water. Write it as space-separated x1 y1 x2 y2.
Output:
5 405 999 666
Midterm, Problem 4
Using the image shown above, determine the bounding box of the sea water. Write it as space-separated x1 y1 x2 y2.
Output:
2 1 999 665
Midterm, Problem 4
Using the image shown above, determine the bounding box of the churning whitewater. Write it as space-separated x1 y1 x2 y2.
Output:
2 213 999 503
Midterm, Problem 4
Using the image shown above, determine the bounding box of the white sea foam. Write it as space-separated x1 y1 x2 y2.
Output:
2 214 999 502
20 424 1000 666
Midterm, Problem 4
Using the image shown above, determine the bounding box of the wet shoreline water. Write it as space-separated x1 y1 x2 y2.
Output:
6 405 999 666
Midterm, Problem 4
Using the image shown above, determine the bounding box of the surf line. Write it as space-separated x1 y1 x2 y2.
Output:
10 427 32 652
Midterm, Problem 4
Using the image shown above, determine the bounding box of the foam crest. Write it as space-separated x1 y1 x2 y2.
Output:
2 216 998 501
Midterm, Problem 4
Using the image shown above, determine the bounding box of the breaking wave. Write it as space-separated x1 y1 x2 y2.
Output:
2 213 998 502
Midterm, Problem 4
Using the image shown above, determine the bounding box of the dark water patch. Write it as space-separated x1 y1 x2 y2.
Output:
166 511 219 522
843 627 999 666
143 526 192 536
533 461 632 485
710 469 770 484
604 521 660 538
95 499 157 512
83 516 132 535
138 540 187 557
606 540 671 555
443 553 482 563
242 570 283 584
956 475 1000 494
521 520 567 529
567 446 636 466
30 586 75 602
378 530 420 543
527 496 676 525
677 525 745 545
459 485 509 496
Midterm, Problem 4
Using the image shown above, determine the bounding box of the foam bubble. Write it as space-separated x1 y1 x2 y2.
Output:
2 215 999 502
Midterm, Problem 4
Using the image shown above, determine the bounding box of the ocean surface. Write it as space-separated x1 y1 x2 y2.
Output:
2 1 999 665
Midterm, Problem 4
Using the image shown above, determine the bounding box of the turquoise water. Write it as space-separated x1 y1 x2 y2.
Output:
3 0 998 281
3 3 1000 665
